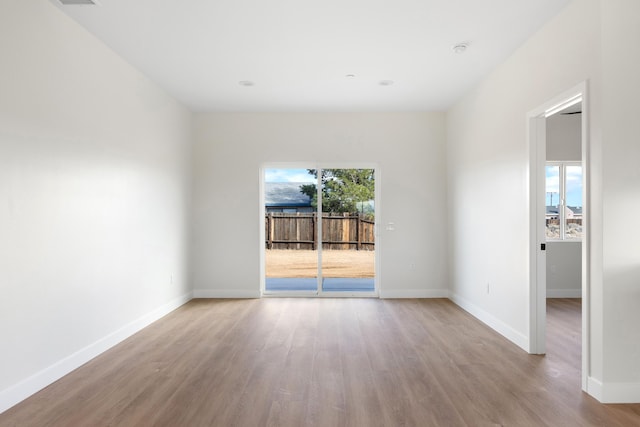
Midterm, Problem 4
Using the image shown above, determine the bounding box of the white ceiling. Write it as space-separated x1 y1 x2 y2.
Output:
51 0 571 112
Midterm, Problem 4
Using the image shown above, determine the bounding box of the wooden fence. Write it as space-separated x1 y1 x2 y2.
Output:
265 212 375 250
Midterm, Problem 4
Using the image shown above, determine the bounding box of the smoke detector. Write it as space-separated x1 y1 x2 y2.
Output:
58 0 100 5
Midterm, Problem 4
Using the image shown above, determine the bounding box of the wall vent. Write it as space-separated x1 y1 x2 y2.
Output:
58 0 99 5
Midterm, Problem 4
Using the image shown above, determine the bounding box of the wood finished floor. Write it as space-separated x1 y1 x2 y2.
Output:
2 298 640 426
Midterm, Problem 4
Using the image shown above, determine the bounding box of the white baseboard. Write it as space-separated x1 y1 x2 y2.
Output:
0 292 192 415
449 293 529 352
378 289 450 299
588 377 640 403
193 289 261 298
587 377 604 401
547 289 582 298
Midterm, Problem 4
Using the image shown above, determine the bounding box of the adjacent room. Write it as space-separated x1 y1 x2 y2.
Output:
2 0 640 424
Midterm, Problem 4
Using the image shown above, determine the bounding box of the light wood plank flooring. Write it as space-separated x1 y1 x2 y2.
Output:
2 298 639 426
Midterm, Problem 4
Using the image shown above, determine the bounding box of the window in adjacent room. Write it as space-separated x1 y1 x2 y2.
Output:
545 162 583 240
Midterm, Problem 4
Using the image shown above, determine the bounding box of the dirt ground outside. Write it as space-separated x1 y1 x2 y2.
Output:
265 249 375 278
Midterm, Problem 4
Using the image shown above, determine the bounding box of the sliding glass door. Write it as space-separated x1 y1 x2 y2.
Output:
320 169 375 292
264 167 376 295
264 168 318 292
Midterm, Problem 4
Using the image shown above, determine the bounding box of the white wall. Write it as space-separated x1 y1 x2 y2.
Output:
600 0 640 402
192 112 448 298
546 242 582 297
547 113 582 161
0 0 192 412
446 0 602 378
448 0 640 403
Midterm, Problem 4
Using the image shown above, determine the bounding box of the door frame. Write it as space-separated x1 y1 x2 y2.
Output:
260 162 380 297
527 81 589 391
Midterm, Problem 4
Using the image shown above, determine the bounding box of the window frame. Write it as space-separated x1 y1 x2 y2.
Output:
546 161 582 242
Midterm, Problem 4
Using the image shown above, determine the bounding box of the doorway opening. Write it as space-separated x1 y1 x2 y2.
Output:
528 83 589 392
262 166 377 296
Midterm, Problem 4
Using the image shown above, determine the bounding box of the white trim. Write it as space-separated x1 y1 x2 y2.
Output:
586 377 640 404
262 291 379 298
600 382 640 404
580 85 591 393
319 291 379 298
526 112 547 355
450 293 529 352
316 170 323 290
0 292 192 414
379 289 450 299
547 289 582 298
587 377 604 401
259 166 266 295
527 82 590 392
544 94 582 118
528 85 587 118
262 290 318 297
193 289 260 299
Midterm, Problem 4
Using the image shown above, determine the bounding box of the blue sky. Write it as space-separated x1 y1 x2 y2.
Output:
265 168 316 183
546 165 582 207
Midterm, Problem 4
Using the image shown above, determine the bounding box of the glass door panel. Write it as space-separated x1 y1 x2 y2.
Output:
320 169 375 292
264 168 318 292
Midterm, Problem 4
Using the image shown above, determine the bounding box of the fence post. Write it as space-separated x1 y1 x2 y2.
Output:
267 213 273 249
312 212 317 250
357 214 362 250
296 212 301 250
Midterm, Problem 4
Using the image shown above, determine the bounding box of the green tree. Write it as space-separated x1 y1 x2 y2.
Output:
299 169 374 216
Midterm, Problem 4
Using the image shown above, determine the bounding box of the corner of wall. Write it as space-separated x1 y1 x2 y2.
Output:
449 293 530 352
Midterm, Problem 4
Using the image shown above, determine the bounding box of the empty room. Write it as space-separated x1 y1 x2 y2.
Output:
1 0 640 425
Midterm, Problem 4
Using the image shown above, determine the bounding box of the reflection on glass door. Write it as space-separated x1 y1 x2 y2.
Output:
321 169 375 292
264 168 318 292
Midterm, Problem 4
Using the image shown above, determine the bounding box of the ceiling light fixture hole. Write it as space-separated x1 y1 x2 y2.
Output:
452 42 469 54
